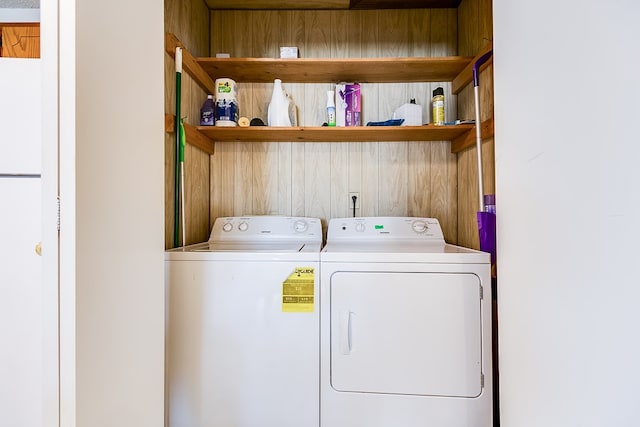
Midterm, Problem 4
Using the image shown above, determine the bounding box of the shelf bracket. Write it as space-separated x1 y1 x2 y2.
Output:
165 114 216 155
451 41 493 94
165 33 217 95
451 117 494 153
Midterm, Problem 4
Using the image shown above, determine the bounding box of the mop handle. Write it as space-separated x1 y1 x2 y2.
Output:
174 47 182 247
179 120 186 248
472 50 493 212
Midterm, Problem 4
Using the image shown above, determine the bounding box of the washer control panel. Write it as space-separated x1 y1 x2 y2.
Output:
209 216 322 242
327 217 445 242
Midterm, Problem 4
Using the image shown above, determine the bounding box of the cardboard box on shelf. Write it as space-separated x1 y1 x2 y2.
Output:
335 83 361 127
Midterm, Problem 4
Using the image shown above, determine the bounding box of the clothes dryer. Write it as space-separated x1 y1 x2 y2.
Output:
320 217 492 427
166 216 322 427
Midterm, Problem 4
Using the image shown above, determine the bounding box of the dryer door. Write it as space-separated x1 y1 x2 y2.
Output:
330 271 483 398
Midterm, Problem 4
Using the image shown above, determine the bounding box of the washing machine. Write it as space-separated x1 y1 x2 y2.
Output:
166 216 322 427
320 217 492 427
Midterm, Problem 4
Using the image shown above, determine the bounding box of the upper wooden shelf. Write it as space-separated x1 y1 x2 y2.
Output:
196 56 473 84
165 32 490 93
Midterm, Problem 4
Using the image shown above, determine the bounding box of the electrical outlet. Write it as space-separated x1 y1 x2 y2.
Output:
349 192 360 209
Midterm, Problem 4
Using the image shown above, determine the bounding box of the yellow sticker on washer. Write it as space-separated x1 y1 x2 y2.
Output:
282 267 315 312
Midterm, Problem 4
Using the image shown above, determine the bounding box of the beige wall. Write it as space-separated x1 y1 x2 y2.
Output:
164 0 493 248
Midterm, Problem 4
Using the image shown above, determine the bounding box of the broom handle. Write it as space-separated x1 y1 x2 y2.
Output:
473 50 493 212
174 47 182 247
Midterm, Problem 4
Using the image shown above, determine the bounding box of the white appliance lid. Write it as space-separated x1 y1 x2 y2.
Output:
193 242 306 252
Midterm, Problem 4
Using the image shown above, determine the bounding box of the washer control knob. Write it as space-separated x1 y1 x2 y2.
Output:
238 222 249 232
412 220 429 234
222 222 233 232
355 222 366 233
293 219 309 233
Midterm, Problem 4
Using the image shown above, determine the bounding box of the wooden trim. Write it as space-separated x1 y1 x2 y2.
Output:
451 41 493 94
165 114 216 155
165 33 217 95
451 117 494 153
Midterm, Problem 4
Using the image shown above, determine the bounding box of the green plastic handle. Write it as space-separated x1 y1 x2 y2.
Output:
179 119 186 162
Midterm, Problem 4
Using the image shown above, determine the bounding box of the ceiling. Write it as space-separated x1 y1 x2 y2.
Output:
205 0 462 10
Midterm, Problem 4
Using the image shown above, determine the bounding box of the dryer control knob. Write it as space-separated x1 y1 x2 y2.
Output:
412 220 429 233
222 222 233 232
293 220 309 233
355 222 366 232
238 222 249 232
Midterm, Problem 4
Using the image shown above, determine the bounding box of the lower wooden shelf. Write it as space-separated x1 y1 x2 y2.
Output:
196 124 475 143
165 114 493 154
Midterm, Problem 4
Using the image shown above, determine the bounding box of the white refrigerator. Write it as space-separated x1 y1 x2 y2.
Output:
0 57 43 427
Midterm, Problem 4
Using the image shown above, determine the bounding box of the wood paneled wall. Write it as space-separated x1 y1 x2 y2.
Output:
164 0 211 248
208 8 459 242
456 0 494 249
163 1 494 248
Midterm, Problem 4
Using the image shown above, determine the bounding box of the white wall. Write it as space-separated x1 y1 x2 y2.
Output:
494 0 640 425
56 0 165 425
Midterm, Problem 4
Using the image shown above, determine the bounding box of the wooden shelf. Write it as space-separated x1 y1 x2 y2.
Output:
165 114 216 155
195 124 475 143
196 56 473 84
167 33 472 84
164 33 494 152
196 124 479 143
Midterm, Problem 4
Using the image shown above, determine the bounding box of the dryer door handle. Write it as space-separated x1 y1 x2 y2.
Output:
340 310 354 355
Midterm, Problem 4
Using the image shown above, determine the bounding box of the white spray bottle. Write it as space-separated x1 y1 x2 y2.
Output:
268 79 292 127
326 90 336 126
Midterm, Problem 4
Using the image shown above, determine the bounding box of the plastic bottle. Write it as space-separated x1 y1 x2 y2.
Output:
432 87 445 126
326 90 336 126
393 98 423 126
267 79 292 127
200 94 215 126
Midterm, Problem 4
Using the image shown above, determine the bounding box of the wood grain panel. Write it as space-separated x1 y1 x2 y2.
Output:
291 143 306 216
407 142 431 216
360 141 380 217
252 142 279 214
377 10 409 216
251 11 279 215
302 11 332 221
181 8 467 238
1 25 40 58
429 8 458 241
165 0 210 248
185 143 211 243
378 142 408 216
277 142 293 215
359 10 379 125
358 9 380 216
286 11 308 218
330 144 350 218
304 144 332 221
330 10 354 219
279 10 306 129
456 0 494 249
